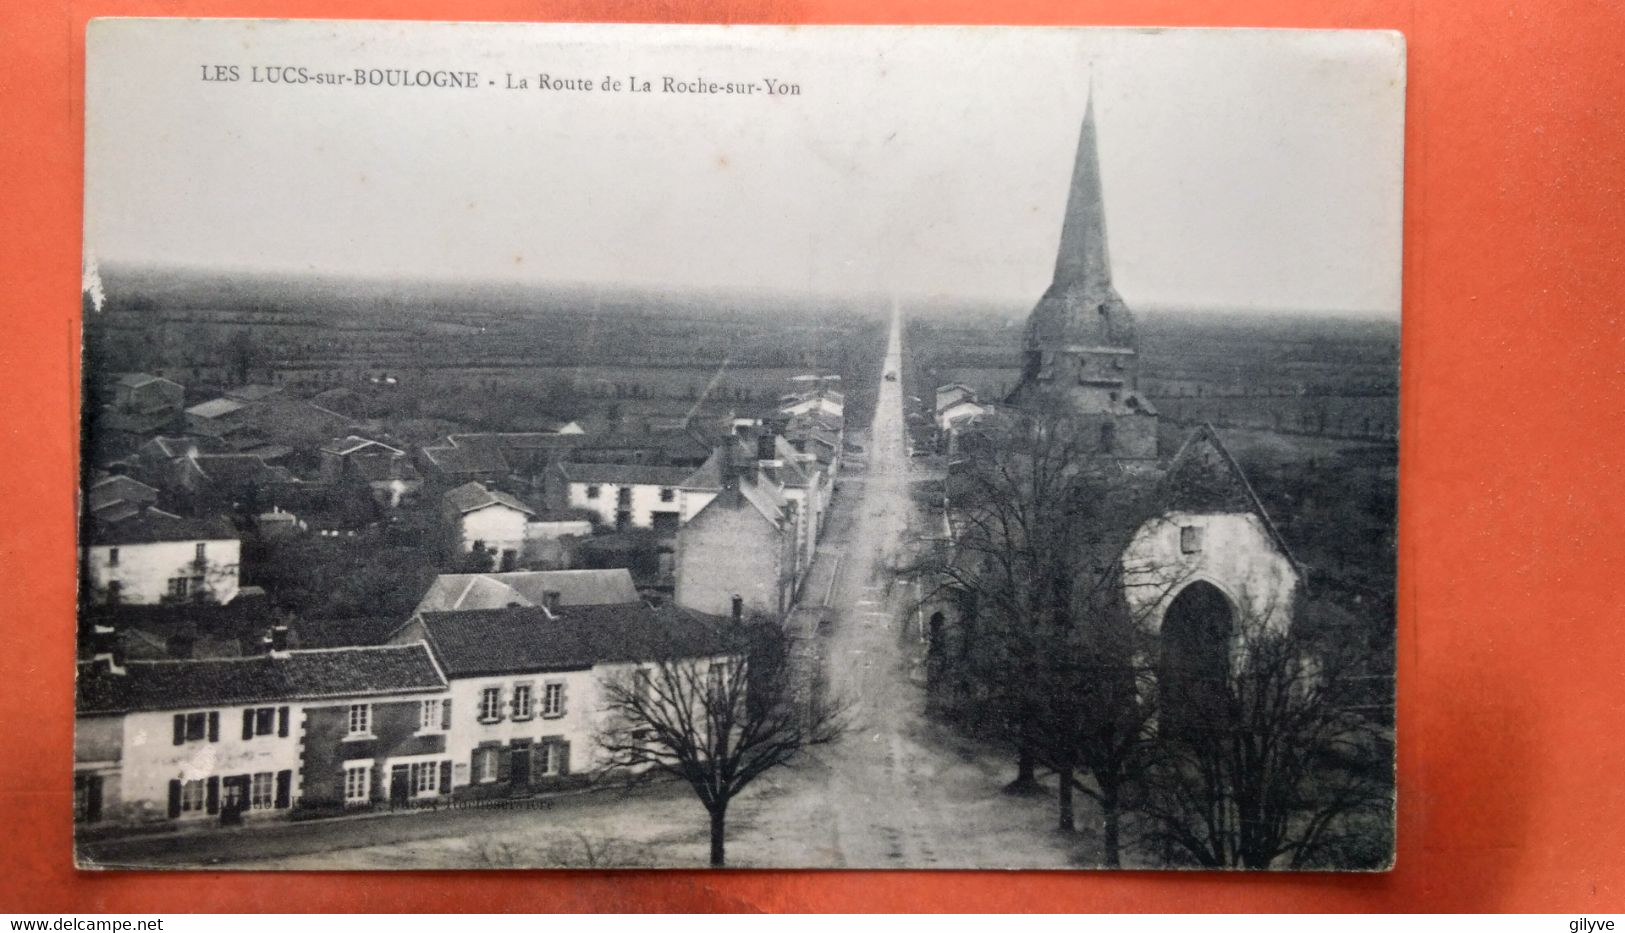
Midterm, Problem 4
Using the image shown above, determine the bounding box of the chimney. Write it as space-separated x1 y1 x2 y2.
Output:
91 624 125 675
543 590 562 615
731 594 743 623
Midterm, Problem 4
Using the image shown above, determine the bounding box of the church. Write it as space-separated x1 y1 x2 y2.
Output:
932 88 1304 718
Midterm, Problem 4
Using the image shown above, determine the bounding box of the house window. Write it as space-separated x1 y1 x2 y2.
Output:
659 487 675 503
534 742 557 777
479 687 503 723
195 542 207 562
410 761 440 796
107 547 119 567
106 581 122 605
346 704 371 737
251 772 275 810
512 684 534 720
183 711 209 742
1180 525 1205 554
474 747 500 783
585 485 601 499
180 779 207 813
344 766 371 804
541 682 565 718
253 707 276 736
167 576 192 600
419 699 443 732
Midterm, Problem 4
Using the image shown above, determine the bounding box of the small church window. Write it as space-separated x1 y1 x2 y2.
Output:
1180 525 1204 554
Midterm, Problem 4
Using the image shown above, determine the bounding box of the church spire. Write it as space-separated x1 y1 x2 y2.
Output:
1050 85 1112 292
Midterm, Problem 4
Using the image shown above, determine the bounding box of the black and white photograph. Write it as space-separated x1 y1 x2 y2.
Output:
75 20 1403 871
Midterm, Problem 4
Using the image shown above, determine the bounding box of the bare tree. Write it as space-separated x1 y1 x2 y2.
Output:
1133 601 1394 869
596 615 847 867
908 405 1177 857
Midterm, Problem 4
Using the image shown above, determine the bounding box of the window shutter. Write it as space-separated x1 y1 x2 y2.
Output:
439 760 452 795
496 747 512 783
242 709 255 741
559 685 566 717
167 780 182 818
441 699 451 730
558 740 571 776
470 748 481 782
205 776 220 814
278 706 290 737
274 770 291 809
207 711 220 743
172 715 185 746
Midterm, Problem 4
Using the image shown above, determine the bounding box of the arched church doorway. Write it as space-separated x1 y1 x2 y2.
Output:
1158 580 1234 739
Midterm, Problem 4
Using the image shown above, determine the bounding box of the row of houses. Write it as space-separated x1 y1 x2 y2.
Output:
77 376 852 831
75 573 735 827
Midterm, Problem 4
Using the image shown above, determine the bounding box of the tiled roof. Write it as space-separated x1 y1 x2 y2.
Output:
76 643 445 714
321 435 403 457
185 398 247 420
558 463 694 488
412 604 730 678
415 569 640 614
193 454 296 488
422 443 511 476
1156 424 1293 567
443 481 535 516
225 384 282 402
87 512 237 546
88 475 159 511
142 436 197 460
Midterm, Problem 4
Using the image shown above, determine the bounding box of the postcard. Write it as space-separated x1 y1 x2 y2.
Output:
76 19 1403 870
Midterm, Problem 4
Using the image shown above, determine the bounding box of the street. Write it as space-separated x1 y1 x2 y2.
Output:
80 303 1095 870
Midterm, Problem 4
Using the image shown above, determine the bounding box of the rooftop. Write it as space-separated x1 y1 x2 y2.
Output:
77 643 445 715
443 481 535 516
415 569 640 614
558 463 695 488
410 603 730 678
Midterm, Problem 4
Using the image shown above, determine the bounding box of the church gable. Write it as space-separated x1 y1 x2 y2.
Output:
1156 423 1298 569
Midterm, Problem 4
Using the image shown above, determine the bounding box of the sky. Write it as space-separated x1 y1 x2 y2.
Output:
85 22 1405 316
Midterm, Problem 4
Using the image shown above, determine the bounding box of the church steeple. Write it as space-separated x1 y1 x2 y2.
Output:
1050 88 1112 295
1022 83 1134 354
1006 82 1156 460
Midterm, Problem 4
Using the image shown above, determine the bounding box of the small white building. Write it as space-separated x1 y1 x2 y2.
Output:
82 512 241 606
552 463 696 534
441 482 536 569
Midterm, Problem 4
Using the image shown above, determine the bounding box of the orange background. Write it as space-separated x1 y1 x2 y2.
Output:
3 0 1622 914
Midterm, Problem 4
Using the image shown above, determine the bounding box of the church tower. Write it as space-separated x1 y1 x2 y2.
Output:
1006 88 1158 459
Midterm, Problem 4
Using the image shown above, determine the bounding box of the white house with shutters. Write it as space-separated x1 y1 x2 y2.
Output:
388 602 730 797
74 636 447 827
